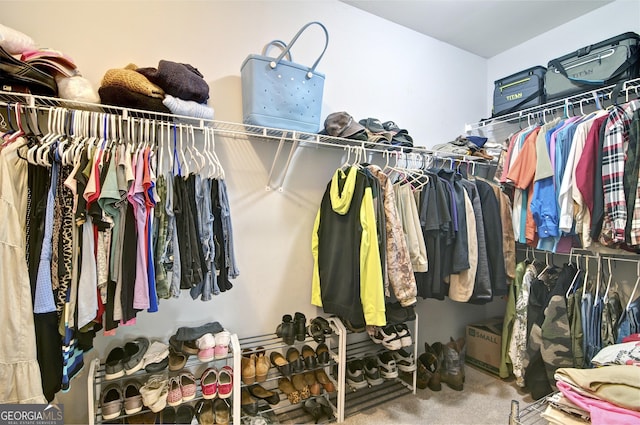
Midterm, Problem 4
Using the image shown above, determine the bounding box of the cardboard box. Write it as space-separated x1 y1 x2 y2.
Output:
465 317 503 376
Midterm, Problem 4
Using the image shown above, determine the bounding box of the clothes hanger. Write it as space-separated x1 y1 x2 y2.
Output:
209 127 225 180
537 251 552 278
581 255 591 300
602 257 614 304
625 261 640 312
566 254 582 298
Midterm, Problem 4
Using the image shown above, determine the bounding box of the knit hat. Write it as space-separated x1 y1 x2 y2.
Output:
99 85 170 114
137 60 209 103
101 64 164 98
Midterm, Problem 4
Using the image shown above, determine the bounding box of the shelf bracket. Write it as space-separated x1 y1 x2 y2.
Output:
264 131 300 192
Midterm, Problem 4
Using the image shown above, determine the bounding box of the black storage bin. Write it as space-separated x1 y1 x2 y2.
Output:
492 66 546 117
545 32 640 101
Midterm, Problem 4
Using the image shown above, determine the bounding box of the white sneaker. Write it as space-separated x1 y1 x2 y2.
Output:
392 348 416 372
394 324 413 347
377 352 399 379
369 326 402 351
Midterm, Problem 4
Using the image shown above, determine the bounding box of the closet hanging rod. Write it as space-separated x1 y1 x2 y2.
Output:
517 246 640 265
0 89 493 166
465 76 640 132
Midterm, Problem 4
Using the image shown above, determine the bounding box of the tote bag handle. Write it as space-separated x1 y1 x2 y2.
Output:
262 39 293 62
270 21 329 79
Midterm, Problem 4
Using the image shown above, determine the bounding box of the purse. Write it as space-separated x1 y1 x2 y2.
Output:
241 21 329 133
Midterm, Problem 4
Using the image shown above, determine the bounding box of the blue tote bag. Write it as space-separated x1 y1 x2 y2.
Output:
241 22 329 133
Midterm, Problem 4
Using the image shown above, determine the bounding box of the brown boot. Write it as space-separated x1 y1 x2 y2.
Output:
424 342 442 391
416 353 433 390
440 337 464 391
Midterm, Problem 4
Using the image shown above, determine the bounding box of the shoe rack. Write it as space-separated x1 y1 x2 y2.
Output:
338 313 418 420
87 333 241 425
237 317 345 424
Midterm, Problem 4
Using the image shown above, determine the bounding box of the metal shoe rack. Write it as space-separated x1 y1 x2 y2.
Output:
87 333 241 425
337 314 418 419
236 317 345 424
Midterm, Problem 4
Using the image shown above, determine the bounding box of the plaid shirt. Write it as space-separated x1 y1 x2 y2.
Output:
601 100 639 245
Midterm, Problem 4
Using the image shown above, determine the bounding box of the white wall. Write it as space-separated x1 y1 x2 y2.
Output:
2 2 496 423
486 0 640 116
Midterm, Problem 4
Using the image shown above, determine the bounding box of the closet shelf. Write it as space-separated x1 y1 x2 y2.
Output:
464 77 640 134
0 90 491 157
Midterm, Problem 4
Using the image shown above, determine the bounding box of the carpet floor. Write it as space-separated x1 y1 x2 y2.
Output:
341 365 537 425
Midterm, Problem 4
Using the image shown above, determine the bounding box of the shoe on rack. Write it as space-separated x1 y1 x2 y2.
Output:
276 314 295 345
159 406 176 424
196 333 215 362
241 388 259 416
377 351 399 379
346 358 368 390
101 383 123 420
217 366 233 399
166 376 182 407
394 323 413 347
123 380 143 415
292 373 311 400
363 356 384 386
302 398 324 423
248 384 280 405
241 348 256 385
294 312 307 342
195 399 214 425
201 367 219 399
143 341 170 373
213 399 230 425
214 330 231 359
123 337 150 375
270 351 291 377
169 334 199 356
392 348 416 372
278 377 301 404
315 342 330 366
255 346 270 382
140 375 169 413
307 317 331 343
175 404 194 425
168 347 188 372
105 346 126 380
316 396 335 421
179 372 197 402
301 345 318 370
286 347 304 374
370 326 403 351
315 369 335 393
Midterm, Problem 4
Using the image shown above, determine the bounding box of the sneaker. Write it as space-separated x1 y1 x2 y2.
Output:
214 330 231 359
362 356 384 386
394 323 413 347
196 333 215 362
104 346 125 380
123 337 150 375
101 383 123 420
346 359 368 389
140 375 169 413
166 376 182 407
179 372 197 402
377 351 399 379
218 366 233 399
123 380 143 415
201 367 219 400
392 348 416 372
370 326 402 351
